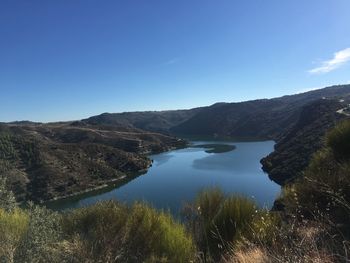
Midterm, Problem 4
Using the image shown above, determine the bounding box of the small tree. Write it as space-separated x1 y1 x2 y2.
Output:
15 203 63 263
0 176 16 212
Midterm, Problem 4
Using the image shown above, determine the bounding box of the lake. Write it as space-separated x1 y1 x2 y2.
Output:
47 140 280 214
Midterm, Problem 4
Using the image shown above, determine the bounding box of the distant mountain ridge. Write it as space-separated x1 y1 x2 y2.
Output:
82 84 350 141
172 85 350 139
80 108 205 134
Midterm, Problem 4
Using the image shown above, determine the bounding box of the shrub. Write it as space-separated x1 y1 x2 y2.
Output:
240 210 282 247
210 196 256 255
326 119 350 159
196 187 225 227
15 203 63 263
61 201 128 238
282 147 350 234
124 202 195 262
61 201 130 262
62 201 195 262
183 188 258 261
273 120 350 261
225 217 349 263
0 208 29 262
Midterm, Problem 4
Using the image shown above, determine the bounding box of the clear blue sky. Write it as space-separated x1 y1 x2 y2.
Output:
1 0 350 122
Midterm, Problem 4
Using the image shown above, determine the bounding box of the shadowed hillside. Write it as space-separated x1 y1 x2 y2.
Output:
261 99 348 185
172 84 350 139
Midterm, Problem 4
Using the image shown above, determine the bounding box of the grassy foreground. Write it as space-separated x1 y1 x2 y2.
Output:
1 120 350 262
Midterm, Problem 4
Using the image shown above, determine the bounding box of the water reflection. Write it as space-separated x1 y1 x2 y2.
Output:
152 153 174 167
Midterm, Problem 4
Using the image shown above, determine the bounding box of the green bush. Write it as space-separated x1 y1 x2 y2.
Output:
280 120 350 240
196 188 225 228
15 203 63 263
0 203 63 263
0 178 65 263
326 119 350 159
183 188 258 260
124 202 195 262
210 196 256 255
283 149 350 226
62 201 195 262
0 208 29 262
62 201 128 238
61 201 129 261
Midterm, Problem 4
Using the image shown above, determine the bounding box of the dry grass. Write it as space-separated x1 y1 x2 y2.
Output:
224 245 335 263
223 221 344 263
224 247 269 263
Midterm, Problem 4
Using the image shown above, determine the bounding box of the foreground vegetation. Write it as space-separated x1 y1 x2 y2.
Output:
0 181 194 262
1 120 350 262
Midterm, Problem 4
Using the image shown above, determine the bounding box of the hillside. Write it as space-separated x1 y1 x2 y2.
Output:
82 84 350 141
261 98 348 185
0 123 185 202
81 107 204 134
172 84 350 139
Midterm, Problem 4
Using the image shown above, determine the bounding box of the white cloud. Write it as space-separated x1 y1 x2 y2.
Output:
309 47 350 74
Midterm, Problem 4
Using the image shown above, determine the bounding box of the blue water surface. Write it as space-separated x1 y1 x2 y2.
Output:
50 141 280 214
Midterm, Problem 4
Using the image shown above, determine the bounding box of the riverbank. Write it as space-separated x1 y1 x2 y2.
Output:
43 144 187 209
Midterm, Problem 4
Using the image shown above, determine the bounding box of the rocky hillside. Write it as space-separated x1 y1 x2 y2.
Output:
261 98 349 185
0 123 185 202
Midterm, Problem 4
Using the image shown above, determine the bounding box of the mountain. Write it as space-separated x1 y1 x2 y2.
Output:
0 123 185 202
172 85 350 139
82 84 350 141
81 108 204 134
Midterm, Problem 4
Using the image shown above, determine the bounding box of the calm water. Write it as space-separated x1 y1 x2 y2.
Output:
48 141 280 214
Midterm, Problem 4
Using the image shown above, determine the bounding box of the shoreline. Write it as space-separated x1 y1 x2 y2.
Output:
42 163 152 205
42 145 185 206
